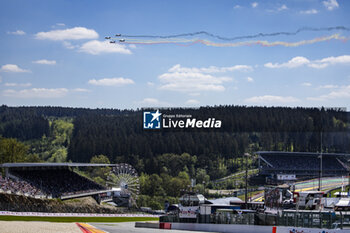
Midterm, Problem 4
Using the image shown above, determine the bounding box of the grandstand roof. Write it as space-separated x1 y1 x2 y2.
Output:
0 163 113 168
256 151 350 157
208 197 243 205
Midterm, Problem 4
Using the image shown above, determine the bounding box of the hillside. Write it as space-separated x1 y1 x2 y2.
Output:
0 105 349 178
0 193 129 213
1 105 349 206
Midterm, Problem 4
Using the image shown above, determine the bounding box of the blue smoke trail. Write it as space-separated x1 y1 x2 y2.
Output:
119 26 350 41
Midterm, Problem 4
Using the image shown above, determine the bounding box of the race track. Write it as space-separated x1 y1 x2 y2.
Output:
253 176 349 201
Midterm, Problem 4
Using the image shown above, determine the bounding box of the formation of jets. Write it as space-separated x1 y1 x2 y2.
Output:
105 34 125 43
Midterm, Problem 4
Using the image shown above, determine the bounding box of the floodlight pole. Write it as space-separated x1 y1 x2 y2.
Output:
318 132 323 191
244 153 250 208
348 170 350 197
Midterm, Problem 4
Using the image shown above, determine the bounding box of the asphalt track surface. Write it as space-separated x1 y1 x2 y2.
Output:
0 221 81 233
0 221 209 233
294 177 349 192
89 222 210 233
253 176 349 201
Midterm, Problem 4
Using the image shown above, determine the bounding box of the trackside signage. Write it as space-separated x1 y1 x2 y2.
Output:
179 206 199 218
143 109 222 130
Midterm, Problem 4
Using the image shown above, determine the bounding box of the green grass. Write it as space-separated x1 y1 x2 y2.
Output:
328 186 349 197
238 190 262 201
0 215 159 223
216 169 259 183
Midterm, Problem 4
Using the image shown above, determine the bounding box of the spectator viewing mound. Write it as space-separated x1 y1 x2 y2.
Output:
0 163 110 199
258 151 349 184
0 193 130 213
12 169 105 198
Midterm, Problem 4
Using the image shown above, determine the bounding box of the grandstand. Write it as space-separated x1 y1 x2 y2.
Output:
0 173 45 197
257 151 350 184
0 163 111 200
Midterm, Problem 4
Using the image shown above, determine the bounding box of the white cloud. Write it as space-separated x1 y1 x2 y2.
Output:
319 84 338 89
309 55 350 69
62 41 77 49
72 88 90 92
138 98 160 105
300 9 318 14
186 99 200 105
136 98 170 107
234 5 241 9
0 75 2 83
7 30 26 35
128 44 137 49
3 88 68 98
246 77 254 82
159 64 239 92
0 64 30 73
265 56 310 68
245 95 300 104
265 55 350 69
51 23 66 29
159 71 232 92
32 59 56 65
308 85 350 101
169 64 252 73
35 27 98 41
79 40 131 55
307 63 329 69
266 5 288 13
189 93 200 96
323 0 339 11
277 5 288 11
251 2 258 8
4 83 32 87
88 77 134 86
147 82 155 86
301 82 312 87
314 55 350 65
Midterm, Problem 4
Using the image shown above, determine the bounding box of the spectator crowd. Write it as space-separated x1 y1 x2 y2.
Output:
1 169 106 198
0 174 45 197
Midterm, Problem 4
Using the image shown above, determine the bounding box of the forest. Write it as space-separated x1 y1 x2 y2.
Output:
0 105 349 208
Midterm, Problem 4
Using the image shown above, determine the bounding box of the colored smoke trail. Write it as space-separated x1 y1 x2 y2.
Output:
119 26 350 41
123 34 348 48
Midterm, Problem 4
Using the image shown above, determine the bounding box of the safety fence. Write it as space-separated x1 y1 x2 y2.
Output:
0 211 159 217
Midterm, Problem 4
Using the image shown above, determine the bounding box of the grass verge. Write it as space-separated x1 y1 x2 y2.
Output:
238 190 262 201
328 186 349 197
0 215 159 223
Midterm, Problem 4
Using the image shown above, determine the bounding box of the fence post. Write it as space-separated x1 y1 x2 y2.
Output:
340 211 343 229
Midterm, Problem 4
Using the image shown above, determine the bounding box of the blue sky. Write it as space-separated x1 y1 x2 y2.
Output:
0 0 349 109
